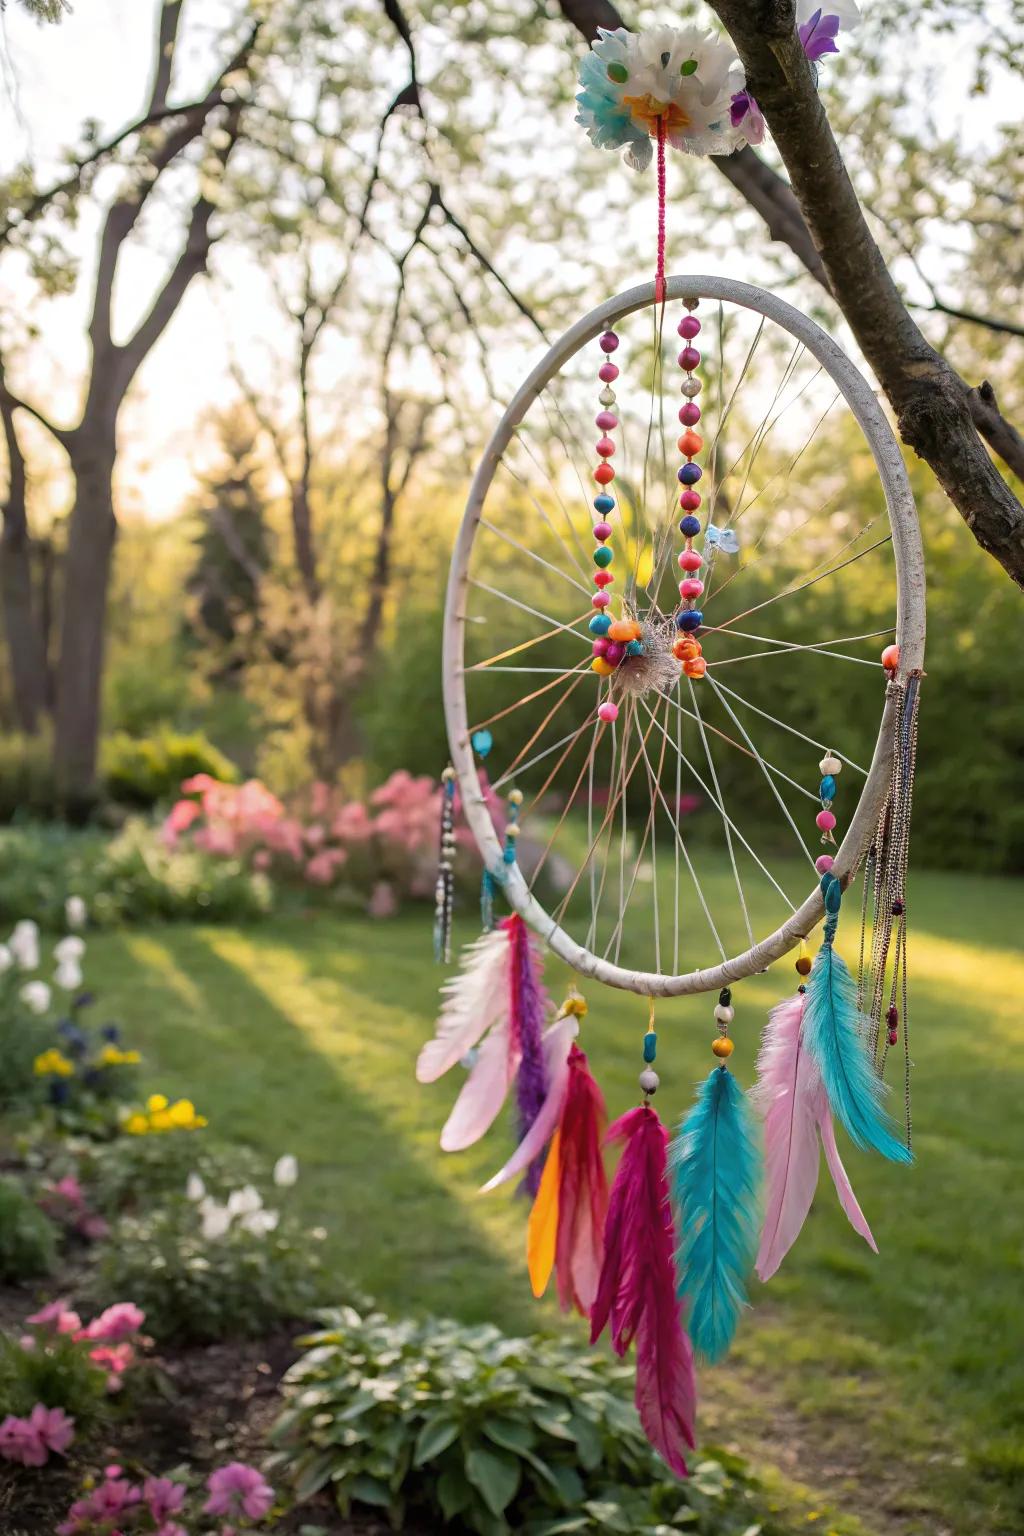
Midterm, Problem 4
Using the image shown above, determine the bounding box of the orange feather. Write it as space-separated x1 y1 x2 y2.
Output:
526 1130 561 1297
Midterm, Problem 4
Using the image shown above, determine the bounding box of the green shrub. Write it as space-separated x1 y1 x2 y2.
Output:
80 1131 262 1217
0 1177 58 1282
100 728 240 808
0 970 51 1114
0 1327 108 1427
272 1308 775 1535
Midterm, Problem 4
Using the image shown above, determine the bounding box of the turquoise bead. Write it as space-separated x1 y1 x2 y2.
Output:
593 545 613 568
626 639 644 656
589 614 612 636
819 774 836 800
503 844 517 864
642 1030 657 1063
471 729 493 758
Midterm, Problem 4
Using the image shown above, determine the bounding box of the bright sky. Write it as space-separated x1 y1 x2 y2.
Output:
0 1 1016 522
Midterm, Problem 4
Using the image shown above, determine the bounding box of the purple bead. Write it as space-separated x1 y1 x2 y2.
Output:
676 609 703 632
679 403 701 426
598 362 619 383
679 514 701 537
678 315 701 339
593 521 612 541
604 640 625 665
679 346 701 371
595 411 618 431
600 331 620 354
678 463 702 485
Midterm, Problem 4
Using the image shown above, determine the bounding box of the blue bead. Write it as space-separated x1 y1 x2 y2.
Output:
642 1030 657 1063
676 609 703 632
625 639 644 656
678 463 702 485
819 775 836 801
471 729 493 758
593 493 615 514
589 613 612 636
503 845 517 864
679 514 701 537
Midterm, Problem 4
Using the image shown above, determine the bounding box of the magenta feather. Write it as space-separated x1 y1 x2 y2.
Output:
752 993 876 1281
554 1043 609 1316
590 1105 696 1477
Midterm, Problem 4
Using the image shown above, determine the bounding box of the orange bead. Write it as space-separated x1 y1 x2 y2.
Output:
607 619 642 643
673 637 701 661
592 656 616 676
677 430 703 456
684 656 707 678
881 643 900 672
711 1036 734 1059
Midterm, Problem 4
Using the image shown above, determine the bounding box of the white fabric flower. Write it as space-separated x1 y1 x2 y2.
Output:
186 1173 207 1202
273 1154 298 1188
54 959 84 991
10 921 40 971
20 980 51 1014
0 944 12 974
65 896 87 930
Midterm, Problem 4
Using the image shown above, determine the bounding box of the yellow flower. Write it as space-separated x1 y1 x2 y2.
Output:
149 1109 173 1132
147 1093 168 1113
168 1098 196 1127
99 1045 141 1067
33 1048 74 1078
124 1113 149 1136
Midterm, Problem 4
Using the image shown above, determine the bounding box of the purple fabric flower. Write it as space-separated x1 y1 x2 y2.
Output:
729 90 766 145
204 1462 275 1521
798 8 843 61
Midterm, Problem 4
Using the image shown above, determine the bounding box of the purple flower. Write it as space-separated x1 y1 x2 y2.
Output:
798 7 843 61
204 1462 275 1521
729 89 766 144
144 1475 187 1523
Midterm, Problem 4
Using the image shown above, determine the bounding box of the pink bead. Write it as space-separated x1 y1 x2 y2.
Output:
596 411 618 431
595 436 616 458
816 810 837 831
679 550 703 571
680 578 704 599
599 331 619 354
592 639 609 658
604 641 625 665
592 592 610 608
679 491 701 512
815 854 834 874
679 346 700 371
593 521 612 542
679 403 701 426
598 701 619 723
678 315 701 339
598 362 619 383
593 569 614 587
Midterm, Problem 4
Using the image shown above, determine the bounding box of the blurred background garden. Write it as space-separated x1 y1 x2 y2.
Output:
0 0 1022 1533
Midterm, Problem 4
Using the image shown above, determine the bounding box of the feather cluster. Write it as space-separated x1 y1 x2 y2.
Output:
802 944 912 1165
670 1067 760 1363
752 992 877 1281
591 1105 696 1477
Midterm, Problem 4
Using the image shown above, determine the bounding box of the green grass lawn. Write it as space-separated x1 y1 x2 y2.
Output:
79 861 1022 1535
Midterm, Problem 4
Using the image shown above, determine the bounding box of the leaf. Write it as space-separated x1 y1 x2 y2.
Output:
437 1464 472 1520
568 1413 603 1471
532 1409 575 1440
293 1452 337 1501
540 1461 585 1507
465 1444 522 1516
483 1416 537 1455
349 1473 391 1508
413 1413 461 1467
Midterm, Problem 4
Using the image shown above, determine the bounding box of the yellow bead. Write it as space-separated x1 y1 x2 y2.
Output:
592 657 616 676
561 994 588 1018
795 955 812 976
711 1036 734 1059
507 789 523 806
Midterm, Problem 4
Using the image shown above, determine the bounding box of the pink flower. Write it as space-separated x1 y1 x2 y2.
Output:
204 1462 274 1520
367 881 398 919
165 798 202 834
332 801 373 842
252 849 272 871
304 849 345 886
89 1341 135 1390
144 1476 186 1523
27 1298 82 1335
0 1404 74 1466
82 1301 145 1343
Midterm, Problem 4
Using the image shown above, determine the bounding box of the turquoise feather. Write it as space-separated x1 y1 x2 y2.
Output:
669 1066 761 1364
803 942 912 1165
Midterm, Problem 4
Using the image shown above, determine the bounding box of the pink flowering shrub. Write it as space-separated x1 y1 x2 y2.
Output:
0 1402 74 1466
162 769 503 914
0 1297 147 1437
57 1459 274 1533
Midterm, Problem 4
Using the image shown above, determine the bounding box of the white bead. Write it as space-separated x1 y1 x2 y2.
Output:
599 387 617 406
639 1068 659 1094
819 754 842 775
681 377 702 398
714 1004 734 1024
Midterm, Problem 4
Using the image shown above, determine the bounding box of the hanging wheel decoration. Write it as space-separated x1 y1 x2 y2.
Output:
420 14 925 1477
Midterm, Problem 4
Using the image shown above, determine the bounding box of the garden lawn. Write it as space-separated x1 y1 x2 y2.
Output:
80 861 1022 1536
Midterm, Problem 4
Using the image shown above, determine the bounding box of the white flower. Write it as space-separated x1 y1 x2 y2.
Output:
20 980 51 1014
226 1185 263 1218
0 944 11 974
65 896 87 930
273 1154 298 1188
54 936 86 963
54 959 84 991
10 921 40 971
240 1208 279 1237
199 1198 232 1241
186 1173 207 1202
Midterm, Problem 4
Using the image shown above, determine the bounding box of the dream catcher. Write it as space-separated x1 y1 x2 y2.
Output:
419 17 925 1478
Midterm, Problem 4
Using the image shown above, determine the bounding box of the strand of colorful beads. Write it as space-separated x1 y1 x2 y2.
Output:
588 330 624 725
672 300 707 681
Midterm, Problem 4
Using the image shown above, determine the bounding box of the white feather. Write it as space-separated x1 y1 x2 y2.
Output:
416 927 509 1084
440 1022 520 1151
478 1013 580 1192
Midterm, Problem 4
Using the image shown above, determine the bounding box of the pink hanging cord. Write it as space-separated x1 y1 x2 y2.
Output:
655 113 667 305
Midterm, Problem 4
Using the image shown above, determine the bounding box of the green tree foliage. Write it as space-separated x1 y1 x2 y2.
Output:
186 417 274 661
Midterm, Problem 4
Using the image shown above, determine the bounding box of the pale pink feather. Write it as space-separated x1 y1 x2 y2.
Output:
819 1112 878 1253
440 1023 520 1151
478 1013 579 1192
417 926 510 1083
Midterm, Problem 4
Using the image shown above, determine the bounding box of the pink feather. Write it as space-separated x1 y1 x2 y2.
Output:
554 1043 608 1315
440 1024 520 1152
478 1014 579 1192
752 992 877 1282
591 1104 696 1477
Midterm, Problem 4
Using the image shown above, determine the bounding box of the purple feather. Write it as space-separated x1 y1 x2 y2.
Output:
799 9 842 61
506 915 550 1195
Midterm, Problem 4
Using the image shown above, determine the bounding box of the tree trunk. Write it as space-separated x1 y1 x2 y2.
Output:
0 416 48 733
53 430 117 813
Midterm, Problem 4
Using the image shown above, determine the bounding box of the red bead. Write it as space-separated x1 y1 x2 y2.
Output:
881 643 900 673
679 403 701 426
599 331 619 353
679 490 701 512
678 429 703 456
886 1005 899 1026
604 641 625 665
596 411 618 431
593 521 612 541
680 578 704 599
598 362 619 383
678 315 701 339
594 463 615 484
593 570 614 587
679 346 701 371
595 436 616 458
679 550 703 571
887 1029 899 1046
